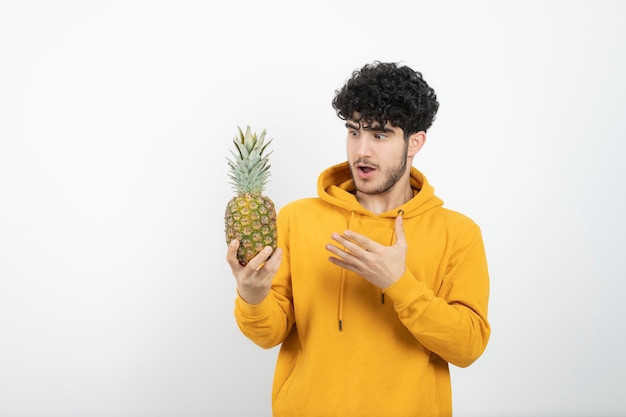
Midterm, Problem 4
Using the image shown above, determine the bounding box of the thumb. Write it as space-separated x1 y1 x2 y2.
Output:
394 212 406 246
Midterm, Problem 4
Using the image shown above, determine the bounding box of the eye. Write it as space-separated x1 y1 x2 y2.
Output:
374 133 387 140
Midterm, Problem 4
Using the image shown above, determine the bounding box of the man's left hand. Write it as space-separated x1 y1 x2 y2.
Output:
325 214 407 289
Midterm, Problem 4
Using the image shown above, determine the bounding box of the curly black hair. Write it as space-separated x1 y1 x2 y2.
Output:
332 62 439 138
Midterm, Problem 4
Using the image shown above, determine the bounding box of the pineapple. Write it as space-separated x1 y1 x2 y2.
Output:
224 126 278 265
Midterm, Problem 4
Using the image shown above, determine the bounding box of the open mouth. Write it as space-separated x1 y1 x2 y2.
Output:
356 163 376 173
355 163 376 178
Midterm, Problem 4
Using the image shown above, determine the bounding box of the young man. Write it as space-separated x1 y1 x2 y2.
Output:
226 61 490 417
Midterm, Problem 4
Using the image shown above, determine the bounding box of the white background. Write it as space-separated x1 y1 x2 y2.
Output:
1 1 625 416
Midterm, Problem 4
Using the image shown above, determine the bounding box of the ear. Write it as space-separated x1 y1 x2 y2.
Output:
407 131 427 157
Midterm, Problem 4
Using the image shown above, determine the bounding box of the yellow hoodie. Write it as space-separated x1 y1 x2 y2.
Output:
235 162 490 417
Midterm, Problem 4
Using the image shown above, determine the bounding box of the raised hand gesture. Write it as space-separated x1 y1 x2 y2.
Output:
325 214 407 289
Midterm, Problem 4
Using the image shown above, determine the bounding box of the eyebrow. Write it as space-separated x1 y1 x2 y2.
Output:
344 121 393 133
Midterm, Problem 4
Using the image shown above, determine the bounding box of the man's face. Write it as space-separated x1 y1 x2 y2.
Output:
345 118 409 196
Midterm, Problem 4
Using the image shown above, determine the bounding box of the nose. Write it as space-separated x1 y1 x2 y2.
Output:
355 135 372 158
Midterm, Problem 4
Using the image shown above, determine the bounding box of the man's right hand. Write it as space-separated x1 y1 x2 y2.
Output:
226 240 282 305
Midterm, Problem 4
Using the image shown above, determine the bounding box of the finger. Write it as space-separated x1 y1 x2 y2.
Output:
246 246 275 271
326 242 361 270
341 230 371 248
327 255 351 270
326 241 349 258
326 242 354 263
226 240 242 270
331 233 363 255
262 247 282 273
332 231 370 253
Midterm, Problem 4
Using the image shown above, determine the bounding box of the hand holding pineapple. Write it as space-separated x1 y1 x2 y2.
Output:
224 125 281 304
226 239 282 305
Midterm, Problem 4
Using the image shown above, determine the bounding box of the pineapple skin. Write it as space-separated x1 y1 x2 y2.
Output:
225 193 277 265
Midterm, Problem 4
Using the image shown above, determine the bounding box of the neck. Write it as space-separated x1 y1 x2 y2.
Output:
356 184 414 215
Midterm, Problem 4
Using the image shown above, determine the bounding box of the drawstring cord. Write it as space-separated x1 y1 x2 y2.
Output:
380 209 405 305
338 210 355 331
338 270 345 331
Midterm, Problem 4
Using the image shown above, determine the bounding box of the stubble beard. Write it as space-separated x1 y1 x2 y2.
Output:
352 146 409 196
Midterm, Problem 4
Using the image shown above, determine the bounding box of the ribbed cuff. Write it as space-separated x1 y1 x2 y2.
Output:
383 270 423 304
236 295 270 317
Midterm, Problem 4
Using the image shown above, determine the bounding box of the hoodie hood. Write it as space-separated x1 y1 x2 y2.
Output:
317 161 443 217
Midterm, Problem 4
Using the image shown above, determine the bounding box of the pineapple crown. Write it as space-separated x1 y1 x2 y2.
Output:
227 126 272 194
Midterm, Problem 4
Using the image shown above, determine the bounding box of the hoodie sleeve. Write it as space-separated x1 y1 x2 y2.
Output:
234 290 294 349
383 223 491 368
234 211 296 349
